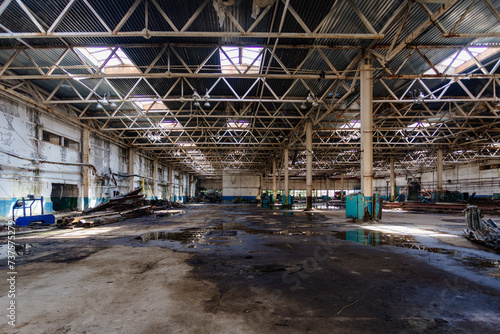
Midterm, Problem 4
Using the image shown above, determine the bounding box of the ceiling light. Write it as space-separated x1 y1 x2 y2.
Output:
312 100 319 107
203 89 210 107
96 102 104 109
306 92 314 104
110 102 117 108
192 89 201 107
417 91 425 103
300 102 307 109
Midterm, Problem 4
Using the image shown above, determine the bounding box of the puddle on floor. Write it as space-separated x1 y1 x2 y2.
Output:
269 204 342 211
459 256 500 268
140 222 328 249
139 223 500 274
332 230 456 254
334 229 500 272
0 243 39 260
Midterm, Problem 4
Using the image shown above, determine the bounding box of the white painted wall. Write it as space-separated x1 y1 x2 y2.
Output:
373 161 500 197
262 177 360 192
0 95 194 219
222 170 261 200
198 179 222 190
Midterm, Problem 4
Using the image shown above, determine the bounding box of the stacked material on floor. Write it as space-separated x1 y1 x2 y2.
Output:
463 206 500 251
57 187 183 229
383 202 500 214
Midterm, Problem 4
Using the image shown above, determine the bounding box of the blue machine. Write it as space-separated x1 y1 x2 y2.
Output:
12 196 55 226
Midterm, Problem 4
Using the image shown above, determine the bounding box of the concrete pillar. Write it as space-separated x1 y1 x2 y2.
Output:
390 156 395 202
306 120 313 210
284 148 289 205
272 158 277 203
338 174 343 200
153 159 158 199
168 165 173 201
325 178 329 199
360 56 373 217
81 128 90 210
129 148 135 191
258 173 264 199
437 149 443 192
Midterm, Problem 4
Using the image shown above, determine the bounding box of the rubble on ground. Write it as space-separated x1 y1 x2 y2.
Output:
463 206 500 251
57 187 184 229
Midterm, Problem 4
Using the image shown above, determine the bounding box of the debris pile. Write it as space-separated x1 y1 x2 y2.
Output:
57 187 183 229
463 206 500 251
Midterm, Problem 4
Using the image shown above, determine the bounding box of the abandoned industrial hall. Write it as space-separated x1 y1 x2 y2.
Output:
0 0 500 333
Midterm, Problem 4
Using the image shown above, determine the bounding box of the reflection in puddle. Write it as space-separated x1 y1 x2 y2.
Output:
333 230 456 254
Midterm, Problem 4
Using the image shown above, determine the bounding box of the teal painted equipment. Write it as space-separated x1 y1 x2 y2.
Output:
346 193 382 220
346 194 364 219
282 195 294 206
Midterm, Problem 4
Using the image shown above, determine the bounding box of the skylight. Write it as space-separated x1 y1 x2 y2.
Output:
339 120 361 129
134 99 168 112
424 47 498 75
75 47 140 74
159 120 178 129
219 46 263 74
226 120 251 129
177 141 196 147
406 122 434 131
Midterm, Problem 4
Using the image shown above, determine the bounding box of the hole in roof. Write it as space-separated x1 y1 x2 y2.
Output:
424 46 499 75
75 47 140 74
219 46 263 74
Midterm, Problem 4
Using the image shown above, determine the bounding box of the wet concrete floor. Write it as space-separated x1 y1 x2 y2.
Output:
1 204 499 333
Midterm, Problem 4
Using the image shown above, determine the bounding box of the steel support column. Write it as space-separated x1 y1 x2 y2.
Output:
273 159 277 203
437 149 443 193
129 149 135 191
340 174 344 201
81 128 90 210
306 120 313 210
361 56 373 218
169 165 173 201
284 148 290 206
153 159 158 199
390 156 395 202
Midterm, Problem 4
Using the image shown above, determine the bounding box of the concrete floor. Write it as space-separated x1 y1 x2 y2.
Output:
1 204 499 333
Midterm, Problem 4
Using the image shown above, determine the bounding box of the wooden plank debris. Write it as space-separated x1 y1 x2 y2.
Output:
57 187 184 229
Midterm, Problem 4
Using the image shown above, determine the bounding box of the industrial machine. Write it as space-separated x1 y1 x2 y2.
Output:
12 195 55 226
346 193 382 220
